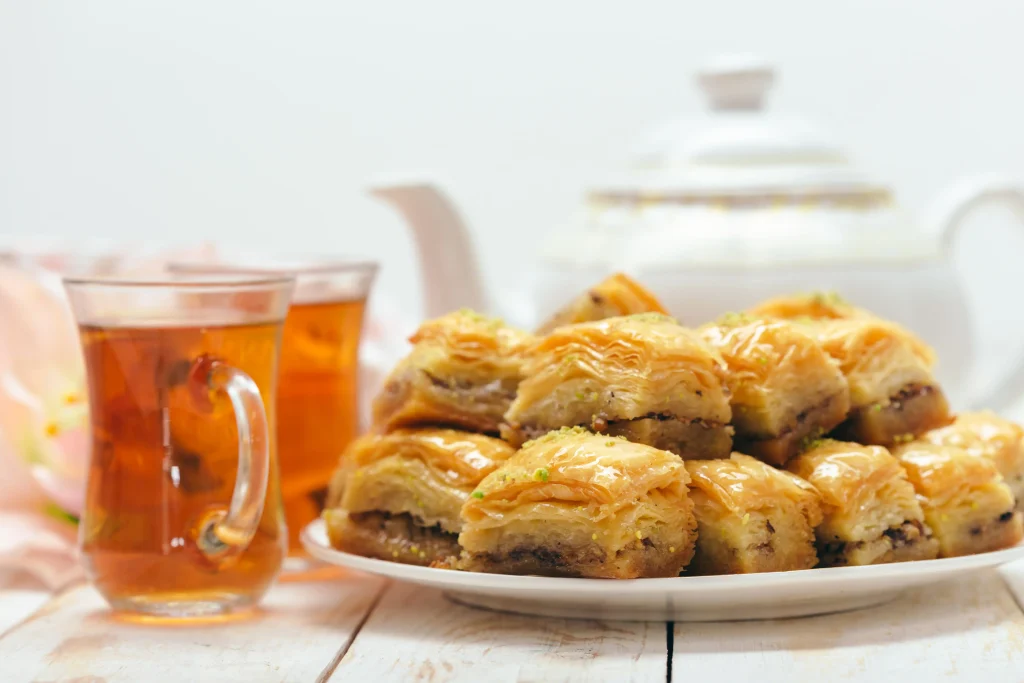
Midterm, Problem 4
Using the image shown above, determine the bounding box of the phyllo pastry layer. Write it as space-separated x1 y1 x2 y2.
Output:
749 291 937 366
813 319 951 446
458 428 697 578
371 310 533 434
892 441 1023 558
700 317 850 466
787 440 938 566
324 428 515 566
503 314 733 459
748 291 868 323
684 453 823 574
921 411 1024 509
536 272 668 334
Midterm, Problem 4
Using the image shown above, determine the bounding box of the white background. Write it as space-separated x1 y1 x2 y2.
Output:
3 1 1024 369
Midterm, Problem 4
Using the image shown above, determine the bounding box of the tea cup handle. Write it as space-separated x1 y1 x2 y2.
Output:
195 359 272 559
931 174 1024 411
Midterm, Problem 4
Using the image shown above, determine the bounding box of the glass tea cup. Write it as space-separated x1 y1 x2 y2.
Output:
64 273 295 617
170 259 377 558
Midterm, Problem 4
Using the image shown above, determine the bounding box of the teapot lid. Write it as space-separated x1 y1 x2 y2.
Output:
595 55 887 200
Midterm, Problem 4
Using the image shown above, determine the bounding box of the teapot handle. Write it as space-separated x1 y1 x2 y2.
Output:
931 174 1024 411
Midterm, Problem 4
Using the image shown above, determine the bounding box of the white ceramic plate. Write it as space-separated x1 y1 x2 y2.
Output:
302 519 1024 622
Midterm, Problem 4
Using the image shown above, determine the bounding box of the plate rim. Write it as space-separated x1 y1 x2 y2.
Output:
301 518 1024 593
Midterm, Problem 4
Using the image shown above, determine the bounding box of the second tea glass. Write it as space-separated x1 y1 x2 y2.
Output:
172 259 378 560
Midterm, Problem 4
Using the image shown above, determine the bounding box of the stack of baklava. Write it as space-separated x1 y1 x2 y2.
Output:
324 278 1024 578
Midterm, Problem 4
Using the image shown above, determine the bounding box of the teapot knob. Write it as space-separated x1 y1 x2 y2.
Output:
696 54 774 112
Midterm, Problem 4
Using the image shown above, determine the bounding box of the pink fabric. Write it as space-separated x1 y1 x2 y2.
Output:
0 245 217 591
0 513 82 591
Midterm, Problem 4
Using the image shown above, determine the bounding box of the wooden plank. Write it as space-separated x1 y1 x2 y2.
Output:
332 582 667 683
998 558 1024 612
0 589 51 637
673 569 1024 682
0 571 386 683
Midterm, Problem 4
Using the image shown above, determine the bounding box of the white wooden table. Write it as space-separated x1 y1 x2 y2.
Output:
2 563 1024 682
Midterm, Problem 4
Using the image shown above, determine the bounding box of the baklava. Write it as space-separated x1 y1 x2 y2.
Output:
323 428 515 566
371 310 533 434
921 411 1024 508
503 314 734 459
458 427 697 578
892 441 1023 557
814 319 951 446
787 439 938 566
700 317 850 466
684 453 823 574
750 291 936 366
536 272 668 334
748 291 868 324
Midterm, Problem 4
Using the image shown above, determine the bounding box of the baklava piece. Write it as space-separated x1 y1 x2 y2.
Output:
700 317 850 466
922 411 1024 509
750 291 936 366
748 291 868 323
458 428 697 578
503 314 733 459
684 453 823 574
536 272 668 334
323 428 515 566
787 439 938 566
814 319 951 446
371 310 533 434
892 441 1023 557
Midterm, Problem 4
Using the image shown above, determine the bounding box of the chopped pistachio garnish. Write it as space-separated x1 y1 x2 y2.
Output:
799 427 827 452
669 546 676 553
391 550 399 558
758 357 768 365
872 403 884 412
574 391 585 400
410 545 419 553
533 468 549 482
455 308 505 327
718 311 753 327
591 533 598 541
742 513 750 525
810 290 847 306
471 491 484 499
605 440 616 447
523 426 591 450
629 312 679 325
419 551 427 559
635 530 643 540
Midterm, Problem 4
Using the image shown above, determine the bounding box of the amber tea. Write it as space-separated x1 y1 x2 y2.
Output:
79 320 287 614
277 297 366 552
166 260 377 560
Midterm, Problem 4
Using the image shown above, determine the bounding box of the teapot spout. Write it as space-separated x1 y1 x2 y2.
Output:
368 178 488 319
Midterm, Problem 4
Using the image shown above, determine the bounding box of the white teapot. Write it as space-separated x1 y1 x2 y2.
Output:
369 55 1024 411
